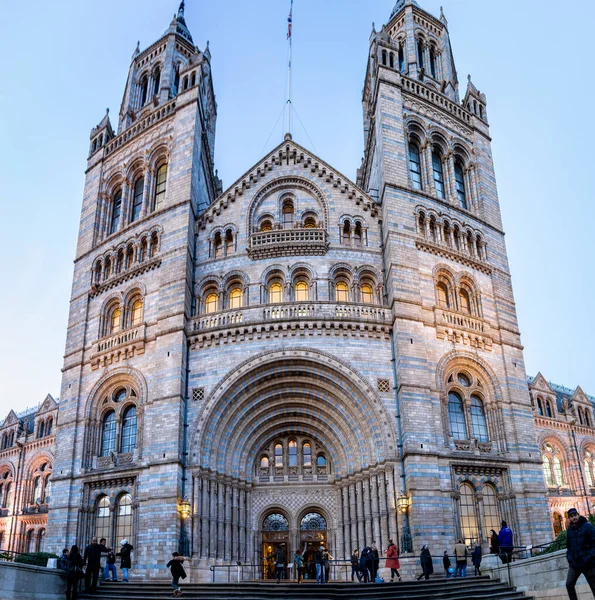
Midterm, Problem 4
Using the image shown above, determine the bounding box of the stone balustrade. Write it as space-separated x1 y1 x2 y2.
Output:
435 307 492 351
248 228 329 259
91 324 146 370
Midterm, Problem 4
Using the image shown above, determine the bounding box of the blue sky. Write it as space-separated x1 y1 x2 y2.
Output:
0 0 593 415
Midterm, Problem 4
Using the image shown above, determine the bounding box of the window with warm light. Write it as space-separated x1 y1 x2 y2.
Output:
270 283 283 304
131 299 143 326
295 281 309 302
205 293 219 314
110 307 122 335
336 282 349 303
229 288 242 309
360 283 374 304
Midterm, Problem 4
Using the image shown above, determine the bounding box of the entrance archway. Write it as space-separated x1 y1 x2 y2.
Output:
299 511 327 581
261 512 289 580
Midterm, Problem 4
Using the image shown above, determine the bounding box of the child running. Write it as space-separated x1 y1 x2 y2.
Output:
166 552 187 597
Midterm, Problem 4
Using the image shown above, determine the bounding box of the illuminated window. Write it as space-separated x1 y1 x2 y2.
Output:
303 443 312 466
304 217 316 228
274 443 283 467
96 496 111 542
282 202 294 229
289 440 297 467
229 288 243 309
360 283 374 304
336 282 349 303
115 494 133 543
481 484 501 540
131 299 143 326
154 164 167 211
205 293 219 314
260 456 269 469
459 482 479 546
295 282 309 302
269 283 283 304
553 457 564 486
110 307 122 335
260 220 273 232
542 456 554 486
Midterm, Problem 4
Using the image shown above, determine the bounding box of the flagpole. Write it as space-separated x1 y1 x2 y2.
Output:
285 0 293 137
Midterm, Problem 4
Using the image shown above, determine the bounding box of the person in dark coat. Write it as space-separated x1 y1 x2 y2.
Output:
59 548 69 571
417 545 433 580
167 552 186 598
471 543 482 576
272 547 286 583
489 530 500 555
359 546 371 583
498 521 513 564
65 545 84 600
566 507 595 600
371 542 380 582
364 545 375 583
83 537 108 593
385 539 401 582
350 549 362 582
443 551 452 578
117 539 134 582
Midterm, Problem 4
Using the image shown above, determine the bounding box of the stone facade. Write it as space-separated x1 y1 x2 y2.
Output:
0 395 57 553
14 0 583 583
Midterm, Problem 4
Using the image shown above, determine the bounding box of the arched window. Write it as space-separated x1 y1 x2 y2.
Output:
336 281 349 303
459 482 478 545
553 457 564 486
537 398 544 416
126 245 134 269
183 75 189 91
37 529 46 553
436 282 450 309
282 201 294 229
585 451 595 487
429 47 437 78
303 443 312 466
470 395 488 442
115 494 133 543
150 232 159 257
120 406 137 454
316 454 327 469
260 219 273 232
131 298 143 327
303 216 316 228
140 76 148 106
190 71 196 87
454 159 467 209
100 411 117 456
205 292 219 314
269 282 283 304
131 176 144 222
263 513 289 531
288 440 297 467
459 289 471 314
354 222 363 247
432 149 445 199
408 141 422 190
213 232 223 258
342 221 351 244
448 391 467 439
46 418 53 436
417 39 424 68
33 476 43 503
225 230 234 255
398 45 405 72
109 306 122 335
542 456 554 486
26 530 35 553
274 443 283 467
295 281 309 302
95 495 111 542
38 421 45 439
586 411 592 427
545 401 553 418
173 68 180 96
360 283 374 304
4 483 12 511
579 408 584 425
300 512 327 530
229 288 243 309
110 191 122 235
153 164 167 211
481 484 501 541
260 456 269 469
153 68 161 96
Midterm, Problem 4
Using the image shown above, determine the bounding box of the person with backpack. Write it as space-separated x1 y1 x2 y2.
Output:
565 507 595 600
65 545 84 600
443 550 452 578
166 552 186 598
116 539 134 582
359 546 371 583
386 538 401 582
294 549 304 583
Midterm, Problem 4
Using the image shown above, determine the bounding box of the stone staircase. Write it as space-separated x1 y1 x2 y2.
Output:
79 575 535 599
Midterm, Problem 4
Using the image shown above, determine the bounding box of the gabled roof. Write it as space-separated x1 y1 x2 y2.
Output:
528 375 595 413
198 136 378 227
38 394 58 415
1 410 18 429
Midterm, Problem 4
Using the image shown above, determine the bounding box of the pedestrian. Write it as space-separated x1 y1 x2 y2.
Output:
359 546 371 583
272 546 285 583
417 545 433 580
117 538 134 582
443 551 452 579
59 548 69 571
83 536 107 593
99 538 108 581
454 539 467 578
104 545 117 582
65 545 84 600
489 530 499 555
498 521 513 564
314 544 326 584
363 544 375 583
565 507 595 600
166 551 186 598
371 541 380 582
294 549 304 583
323 547 333 583
350 549 362 582
386 538 401 582
471 542 482 576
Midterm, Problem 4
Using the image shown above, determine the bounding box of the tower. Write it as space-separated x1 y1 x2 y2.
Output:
358 0 551 549
48 2 219 568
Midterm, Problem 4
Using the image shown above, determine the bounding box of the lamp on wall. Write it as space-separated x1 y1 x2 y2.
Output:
177 498 191 520
397 492 409 514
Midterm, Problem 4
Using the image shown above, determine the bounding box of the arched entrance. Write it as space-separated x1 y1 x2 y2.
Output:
299 512 327 581
261 512 290 580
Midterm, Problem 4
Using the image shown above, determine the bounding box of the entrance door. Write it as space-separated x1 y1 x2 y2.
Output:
261 513 290 580
299 512 327 581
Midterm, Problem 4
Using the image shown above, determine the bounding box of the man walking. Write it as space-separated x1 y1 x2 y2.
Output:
84 537 108 593
454 539 467 578
498 521 514 564
566 507 595 600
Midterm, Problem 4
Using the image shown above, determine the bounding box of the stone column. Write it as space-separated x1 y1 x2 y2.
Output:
217 478 225 558
363 476 373 543
239 487 246 562
349 481 358 551
370 473 381 547
209 477 217 559
336 486 345 560
446 153 457 204
424 143 435 196
194 475 201 556
119 181 130 231
385 466 398 544
141 167 151 218
356 477 365 545
342 484 351 558
231 485 239 561
378 471 389 550
224 482 232 561
201 476 210 558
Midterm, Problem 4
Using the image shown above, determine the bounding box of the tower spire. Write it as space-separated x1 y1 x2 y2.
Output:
284 0 294 138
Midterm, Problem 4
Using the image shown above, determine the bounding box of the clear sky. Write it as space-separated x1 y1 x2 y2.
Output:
0 0 593 416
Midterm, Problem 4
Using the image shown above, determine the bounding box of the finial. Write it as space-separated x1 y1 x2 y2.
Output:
372 22 376 33
284 133 292 141
468 74 471 82
106 108 110 115
178 1 185 17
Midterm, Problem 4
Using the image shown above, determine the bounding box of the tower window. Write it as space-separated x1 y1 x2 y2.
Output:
429 47 437 78
398 45 405 72
274 443 283 467
260 220 273 232
213 232 223 258
131 299 143 327
131 176 144 222
354 222 363 247
110 307 122 335
360 283 374 304
205 293 219 314
408 141 422 190
225 230 234 255
336 281 349 303
342 221 351 244
140 76 149 106
282 201 294 229
382 50 387 66
448 392 467 440
173 68 180 97
110 191 122 235
432 149 445 199
153 68 161 96
100 411 117 456
120 406 137 454
389 52 394 69
153 164 167 211
454 160 467 209
459 289 471 314
295 281 309 302
436 282 450 309
229 288 243 309
417 39 424 69
269 282 283 304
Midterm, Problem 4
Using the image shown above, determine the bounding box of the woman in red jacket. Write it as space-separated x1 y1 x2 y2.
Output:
386 538 401 582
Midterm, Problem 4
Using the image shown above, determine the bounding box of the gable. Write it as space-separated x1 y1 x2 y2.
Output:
198 137 378 229
529 372 553 394
38 394 58 415
1 410 18 429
